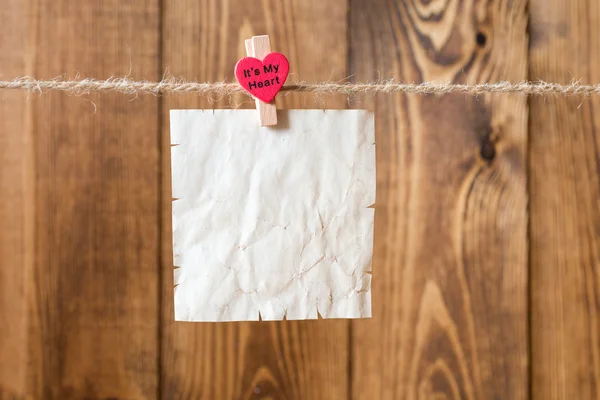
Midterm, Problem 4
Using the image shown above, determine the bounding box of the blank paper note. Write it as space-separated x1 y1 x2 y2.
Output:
170 110 375 321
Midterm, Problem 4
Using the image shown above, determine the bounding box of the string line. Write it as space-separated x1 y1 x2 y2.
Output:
1 77 600 96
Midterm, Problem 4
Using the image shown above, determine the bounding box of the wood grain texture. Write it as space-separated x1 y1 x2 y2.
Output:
160 1 350 398
2 1 598 399
350 1 529 399
529 1 600 399
23 1 161 398
0 1 31 398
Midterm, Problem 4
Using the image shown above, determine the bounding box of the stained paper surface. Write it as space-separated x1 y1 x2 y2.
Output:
170 110 375 321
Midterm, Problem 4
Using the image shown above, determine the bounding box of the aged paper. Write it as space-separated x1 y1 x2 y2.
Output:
170 110 375 321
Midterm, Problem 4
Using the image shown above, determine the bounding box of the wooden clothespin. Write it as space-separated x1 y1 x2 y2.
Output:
235 35 290 127
245 36 277 126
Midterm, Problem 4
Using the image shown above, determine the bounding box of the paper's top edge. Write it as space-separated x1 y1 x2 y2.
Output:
169 109 374 113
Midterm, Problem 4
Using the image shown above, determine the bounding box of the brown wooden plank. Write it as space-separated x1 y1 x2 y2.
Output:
529 1 600 399
349 1 529 399
22 1 161 398
160 1 350 398
0 1 31 398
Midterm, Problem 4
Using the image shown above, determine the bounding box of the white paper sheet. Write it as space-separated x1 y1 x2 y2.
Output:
170 110 375 321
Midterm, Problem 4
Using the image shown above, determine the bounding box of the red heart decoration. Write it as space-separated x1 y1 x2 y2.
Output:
235 52 290 103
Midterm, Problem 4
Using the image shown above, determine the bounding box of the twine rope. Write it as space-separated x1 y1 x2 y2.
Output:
1 77 600 97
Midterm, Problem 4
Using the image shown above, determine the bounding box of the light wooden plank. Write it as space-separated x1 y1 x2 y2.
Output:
22 1 161 398
161 0 350 398
350 0 529 398
0 1 32 398
529 1 600 399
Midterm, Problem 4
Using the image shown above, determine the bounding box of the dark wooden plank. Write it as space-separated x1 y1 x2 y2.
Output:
529 1 600 399
23 1 161 398
160 1 350 398
349 1 529 399
0 1 31 398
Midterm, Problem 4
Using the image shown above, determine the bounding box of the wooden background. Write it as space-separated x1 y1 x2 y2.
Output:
0 0 598 399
